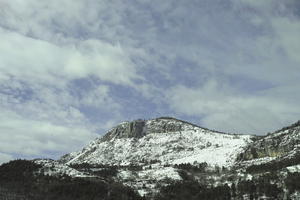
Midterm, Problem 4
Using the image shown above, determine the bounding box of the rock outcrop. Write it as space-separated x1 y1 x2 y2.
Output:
101 117 194 141
101 120 146 141
238 122 300 161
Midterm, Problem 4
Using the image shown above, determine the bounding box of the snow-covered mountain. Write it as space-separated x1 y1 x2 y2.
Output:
55 117 300 198
60 117 254 167
53 117 257 195
2 117 300 199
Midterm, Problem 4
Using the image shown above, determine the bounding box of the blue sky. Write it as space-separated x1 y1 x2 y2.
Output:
0 0 300 163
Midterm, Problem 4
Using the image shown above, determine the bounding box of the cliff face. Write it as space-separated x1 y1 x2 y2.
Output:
238 122 300 161
101 117 190 141
101 120 146 141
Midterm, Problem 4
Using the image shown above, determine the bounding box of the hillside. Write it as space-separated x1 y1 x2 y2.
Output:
60 117 254 167
1 117 300 199
236 120 300 173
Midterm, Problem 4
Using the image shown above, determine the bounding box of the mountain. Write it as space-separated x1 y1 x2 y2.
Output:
237 120 300 172
240 120 300 161
60 117 254 167
1 117 300 200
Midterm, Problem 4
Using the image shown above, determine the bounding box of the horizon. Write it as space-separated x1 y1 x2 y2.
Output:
1 0 300 164
104 116 300 135
1 116 298 164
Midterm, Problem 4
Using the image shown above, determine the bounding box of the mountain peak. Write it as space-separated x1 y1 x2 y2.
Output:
61 116 254 167
101 117 197 141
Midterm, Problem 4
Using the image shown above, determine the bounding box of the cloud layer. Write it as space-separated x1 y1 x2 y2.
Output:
0 0 300 163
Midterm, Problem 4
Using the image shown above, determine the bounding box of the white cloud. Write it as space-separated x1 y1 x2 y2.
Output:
79 85 119 109
271 17 300 64
0 28 139 86
166 80 300 134
0 60 125 161
0 108 97 158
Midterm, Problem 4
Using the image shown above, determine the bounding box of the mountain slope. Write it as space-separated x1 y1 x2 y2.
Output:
237 120 300 171
61 117 254 168
2 117 300 199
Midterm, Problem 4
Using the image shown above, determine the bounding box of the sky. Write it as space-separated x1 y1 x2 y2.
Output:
0 0 300 164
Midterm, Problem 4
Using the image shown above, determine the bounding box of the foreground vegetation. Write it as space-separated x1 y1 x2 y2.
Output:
0 160 142 200
1 159 300 200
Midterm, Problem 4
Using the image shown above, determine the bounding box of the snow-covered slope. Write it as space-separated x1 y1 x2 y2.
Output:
55 117 257 196
61 117 254 168
34 159 94 178
12 117 300 198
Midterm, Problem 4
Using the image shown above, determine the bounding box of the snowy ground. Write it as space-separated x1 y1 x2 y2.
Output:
117 166 181 196
287 164 300 173
34 159 94 178
64 119 253 169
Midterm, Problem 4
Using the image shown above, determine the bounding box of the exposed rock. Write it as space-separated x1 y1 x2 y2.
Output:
238 123 300 161
101 120 146 141
101 117 192 141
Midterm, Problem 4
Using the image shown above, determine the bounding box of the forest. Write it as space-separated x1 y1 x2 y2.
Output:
1 159 300 200
0 160 142 200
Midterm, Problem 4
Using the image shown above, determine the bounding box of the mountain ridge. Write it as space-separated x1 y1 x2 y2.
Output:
102 116 254 139
1 117 300 199
60 117 255 167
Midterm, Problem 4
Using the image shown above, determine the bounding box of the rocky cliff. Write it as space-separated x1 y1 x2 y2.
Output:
100 117 202 141
238 121 300 161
